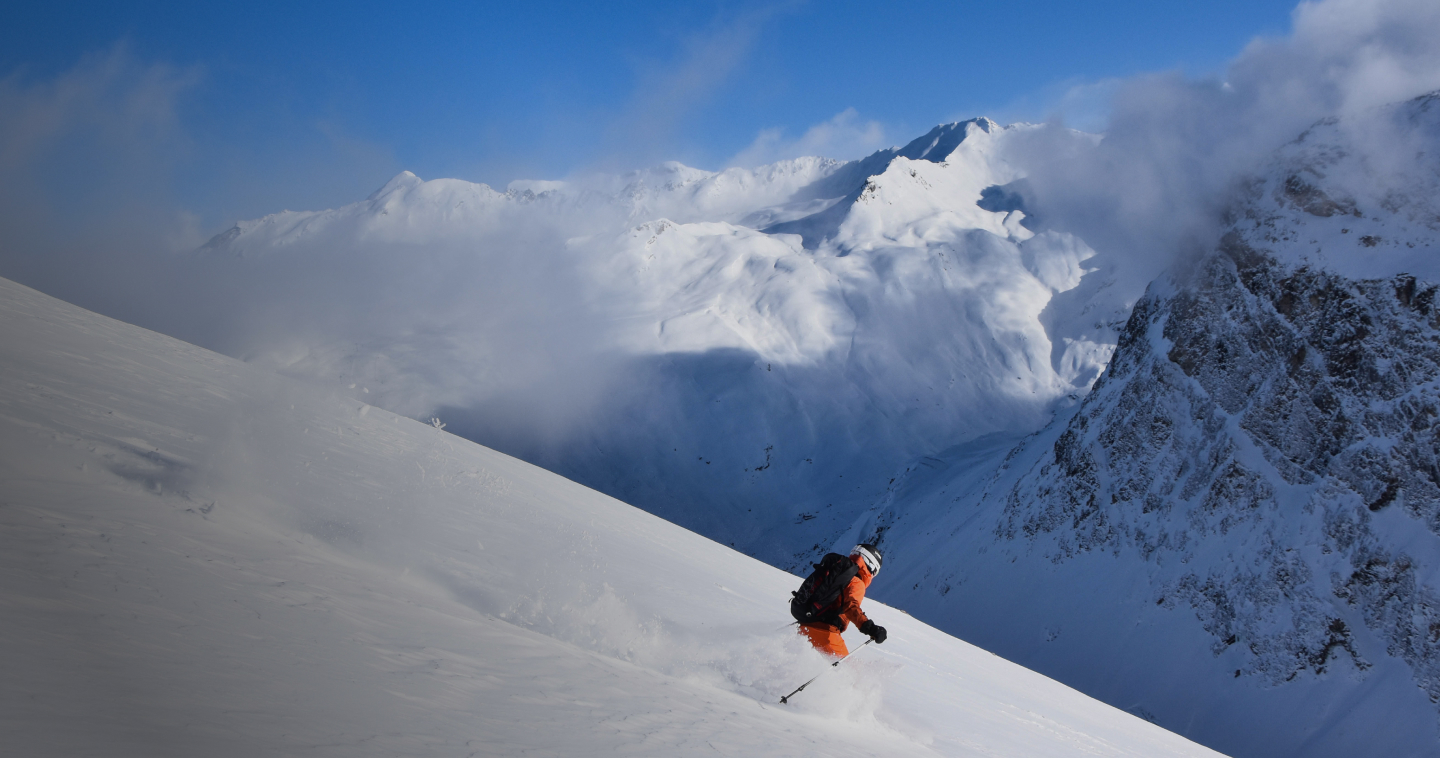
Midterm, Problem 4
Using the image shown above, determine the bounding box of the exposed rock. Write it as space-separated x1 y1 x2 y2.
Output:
998 229 1440 704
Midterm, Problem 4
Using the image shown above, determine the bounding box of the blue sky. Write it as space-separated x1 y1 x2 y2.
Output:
5 0 1301 230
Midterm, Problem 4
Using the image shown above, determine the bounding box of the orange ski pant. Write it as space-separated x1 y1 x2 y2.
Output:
799 623 848 657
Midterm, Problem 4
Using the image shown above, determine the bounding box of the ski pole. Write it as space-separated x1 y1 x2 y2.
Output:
779 639 872 704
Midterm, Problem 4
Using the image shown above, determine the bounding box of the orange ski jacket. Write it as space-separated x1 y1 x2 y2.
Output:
819 553 873 632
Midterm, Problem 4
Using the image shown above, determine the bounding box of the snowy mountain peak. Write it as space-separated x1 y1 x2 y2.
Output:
367 169 424 201
764 117 1051 251
896 117 1001 162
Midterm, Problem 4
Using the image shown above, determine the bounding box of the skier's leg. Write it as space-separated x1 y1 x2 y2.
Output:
798 623 849 657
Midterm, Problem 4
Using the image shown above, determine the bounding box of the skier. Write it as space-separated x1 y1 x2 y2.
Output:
794 543 887 657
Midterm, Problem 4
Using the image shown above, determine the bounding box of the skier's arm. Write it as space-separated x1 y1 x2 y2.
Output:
838 577 869 628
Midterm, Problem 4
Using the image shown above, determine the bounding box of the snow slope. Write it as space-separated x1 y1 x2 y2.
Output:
0 275 1222 757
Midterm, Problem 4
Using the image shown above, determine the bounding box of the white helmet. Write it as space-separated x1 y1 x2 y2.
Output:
851 544 882 575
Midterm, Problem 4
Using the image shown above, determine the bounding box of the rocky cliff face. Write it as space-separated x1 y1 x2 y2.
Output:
995 94 1440 708
1001 235 1440 698
862 94 1440 758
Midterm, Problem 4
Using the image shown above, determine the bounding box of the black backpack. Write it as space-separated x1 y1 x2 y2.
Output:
790 553 859 625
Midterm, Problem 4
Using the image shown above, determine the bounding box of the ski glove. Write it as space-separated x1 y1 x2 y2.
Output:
859 620 887 644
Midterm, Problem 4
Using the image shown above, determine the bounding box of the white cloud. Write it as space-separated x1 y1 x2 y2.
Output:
727 107 889 167
1005 0 1440 298
0 45 214 333
597 7 785 171
987 77 1124 133
0 44 202 249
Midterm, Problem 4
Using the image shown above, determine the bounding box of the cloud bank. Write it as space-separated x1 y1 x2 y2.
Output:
727 107 889 168
0 46 211 334
1014 0 1440 295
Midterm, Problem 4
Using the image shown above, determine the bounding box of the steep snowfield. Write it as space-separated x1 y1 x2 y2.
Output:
182 118 1130 570
0 276 1222 757
854 93 1440 758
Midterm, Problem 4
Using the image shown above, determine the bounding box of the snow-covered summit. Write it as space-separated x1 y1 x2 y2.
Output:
766 117 1014 236
899 117 1001 161
368 168 424 200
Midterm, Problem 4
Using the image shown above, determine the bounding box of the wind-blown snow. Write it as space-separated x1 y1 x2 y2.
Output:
0 276 1221 757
